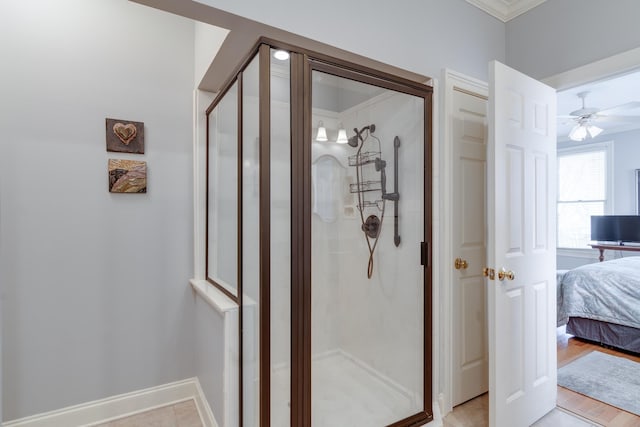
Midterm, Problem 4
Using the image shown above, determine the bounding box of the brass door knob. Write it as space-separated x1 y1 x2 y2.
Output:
498 268 515 281
483 267 495 280
454 258 468 270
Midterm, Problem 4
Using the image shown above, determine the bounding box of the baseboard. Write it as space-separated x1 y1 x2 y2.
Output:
430 399 444 427
3 378 219 427
193 378 219 427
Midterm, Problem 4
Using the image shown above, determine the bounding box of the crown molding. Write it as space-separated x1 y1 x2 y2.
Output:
465 0 547 22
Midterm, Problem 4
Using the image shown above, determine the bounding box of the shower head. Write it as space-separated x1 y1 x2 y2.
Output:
347 124 376 148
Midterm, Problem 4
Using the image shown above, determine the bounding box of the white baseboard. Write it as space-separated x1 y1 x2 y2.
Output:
430 398 444 427
193 378 218 427
3 378 218 427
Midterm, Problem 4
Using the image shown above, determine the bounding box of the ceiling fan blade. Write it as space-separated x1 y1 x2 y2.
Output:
557 115 578 119
594 114 640 123
597 101 640 115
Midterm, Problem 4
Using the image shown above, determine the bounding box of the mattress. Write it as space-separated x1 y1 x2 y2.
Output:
558 256 640 329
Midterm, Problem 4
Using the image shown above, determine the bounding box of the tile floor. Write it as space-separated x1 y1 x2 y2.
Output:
94 399 202 427
99 392 596 427
442 393 601 427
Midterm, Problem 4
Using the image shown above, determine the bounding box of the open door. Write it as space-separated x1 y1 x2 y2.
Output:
487 61 557 427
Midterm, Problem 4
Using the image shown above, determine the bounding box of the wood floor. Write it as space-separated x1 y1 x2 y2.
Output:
445 328 640 427
557 327 640 426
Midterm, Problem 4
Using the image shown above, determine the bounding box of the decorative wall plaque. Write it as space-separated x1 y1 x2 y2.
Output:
108 159 147 193
106 118 144 154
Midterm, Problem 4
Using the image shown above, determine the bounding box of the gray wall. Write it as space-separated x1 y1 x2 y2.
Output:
0 0 196 420
609 129 640 215
558 128 640 215
195 298 226 426
506 0 640 79
193 0 505 82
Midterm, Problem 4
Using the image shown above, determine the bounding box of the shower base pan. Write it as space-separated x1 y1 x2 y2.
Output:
270 350 421 426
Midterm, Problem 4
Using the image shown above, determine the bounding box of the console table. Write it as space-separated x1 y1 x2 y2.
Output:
589 243 640 262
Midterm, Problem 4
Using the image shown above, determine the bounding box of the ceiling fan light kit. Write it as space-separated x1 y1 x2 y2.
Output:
569 120 603 141
562 90 639 142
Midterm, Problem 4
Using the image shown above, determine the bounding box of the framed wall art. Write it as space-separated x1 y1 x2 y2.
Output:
108 159 147 193
106 118 144 154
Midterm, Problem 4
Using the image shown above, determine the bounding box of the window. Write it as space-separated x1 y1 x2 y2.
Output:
557 142 613 249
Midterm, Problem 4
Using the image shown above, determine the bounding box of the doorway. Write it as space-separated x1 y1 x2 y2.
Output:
442 48 640 425
442 70 490 412
450 85 489 407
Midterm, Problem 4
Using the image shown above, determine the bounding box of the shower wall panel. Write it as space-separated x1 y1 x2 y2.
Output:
337 92 425 397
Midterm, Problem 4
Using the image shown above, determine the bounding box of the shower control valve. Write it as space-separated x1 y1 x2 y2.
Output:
362 215 381 238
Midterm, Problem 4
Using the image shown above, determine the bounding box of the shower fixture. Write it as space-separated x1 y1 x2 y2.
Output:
348 124 401 278
347 124 375 147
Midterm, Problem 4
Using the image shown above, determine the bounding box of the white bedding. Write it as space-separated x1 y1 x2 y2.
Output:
558 256 640 329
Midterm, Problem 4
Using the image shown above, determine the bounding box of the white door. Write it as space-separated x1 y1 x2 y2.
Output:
488 61 557 427
452 88 489 406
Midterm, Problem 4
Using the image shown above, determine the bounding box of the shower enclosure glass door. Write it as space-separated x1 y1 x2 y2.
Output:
206 41 432 427
309 68 427 426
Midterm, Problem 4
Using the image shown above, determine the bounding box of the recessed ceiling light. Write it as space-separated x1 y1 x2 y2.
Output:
273 50 290 61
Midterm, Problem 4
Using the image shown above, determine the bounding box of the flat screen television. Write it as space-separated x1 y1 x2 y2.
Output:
591 215 640 244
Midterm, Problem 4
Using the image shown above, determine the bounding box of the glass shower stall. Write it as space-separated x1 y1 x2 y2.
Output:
206 41 433 427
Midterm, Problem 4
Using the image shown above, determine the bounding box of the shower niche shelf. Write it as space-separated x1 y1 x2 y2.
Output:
349 180 382 194
348 151 381 167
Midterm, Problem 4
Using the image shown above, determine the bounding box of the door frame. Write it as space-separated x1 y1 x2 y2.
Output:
439 68 488 416
438 46 640 419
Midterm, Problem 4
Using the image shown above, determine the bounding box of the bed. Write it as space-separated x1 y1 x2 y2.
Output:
557 256 640 353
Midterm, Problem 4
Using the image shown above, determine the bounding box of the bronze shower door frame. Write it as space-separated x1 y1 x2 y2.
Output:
289 47 433 427
206 39 433 427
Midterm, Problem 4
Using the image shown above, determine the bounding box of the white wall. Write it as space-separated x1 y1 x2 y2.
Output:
0 0 195 420
188 0 505 82
506 0 640 79
607 129 640 215
556 128 640 269
195 22 229 87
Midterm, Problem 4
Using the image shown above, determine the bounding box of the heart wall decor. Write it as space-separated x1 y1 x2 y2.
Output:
113 123 137 145
105 118 144 154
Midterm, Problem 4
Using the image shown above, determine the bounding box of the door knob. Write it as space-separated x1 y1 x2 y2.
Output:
454 258 468 270
498 268 515 281
483 267 495 280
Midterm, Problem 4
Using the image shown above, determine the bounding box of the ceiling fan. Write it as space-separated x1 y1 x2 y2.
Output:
559 91 640 141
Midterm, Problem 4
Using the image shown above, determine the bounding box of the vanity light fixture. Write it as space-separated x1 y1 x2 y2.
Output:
336 123 348 144
315 121 328 142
